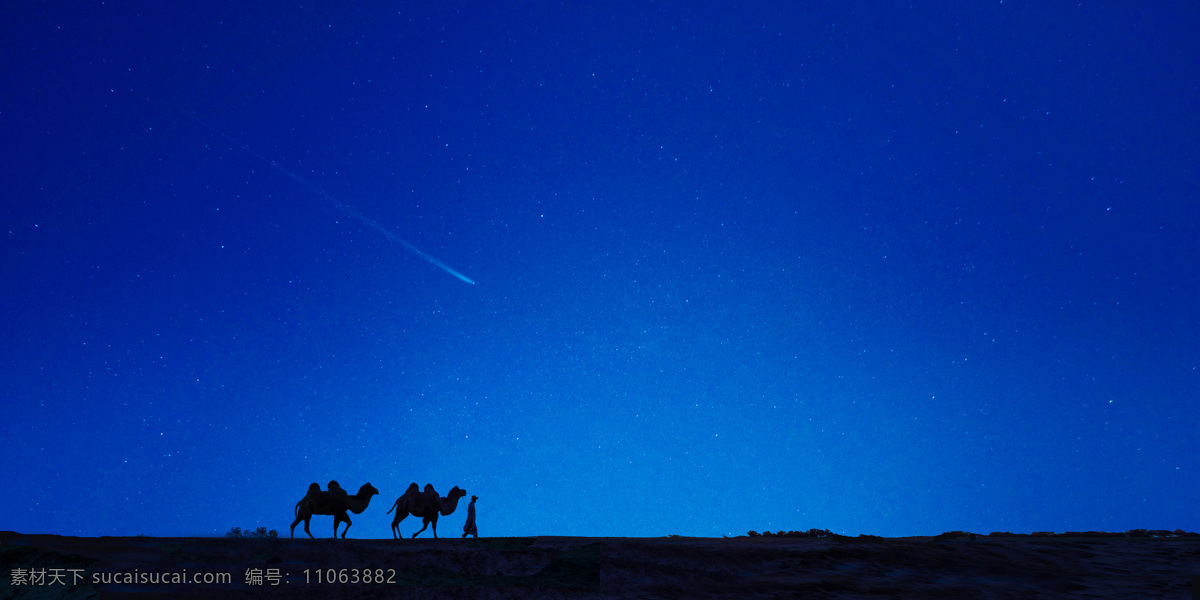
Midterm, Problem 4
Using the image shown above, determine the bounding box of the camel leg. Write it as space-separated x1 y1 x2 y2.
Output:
431 514 439 539
290 516 302 539
412 518 430 538
391 513 407 540
337 513 352 539
303 517 314 539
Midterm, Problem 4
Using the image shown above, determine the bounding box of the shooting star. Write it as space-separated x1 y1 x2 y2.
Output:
186 111 476 285
333 202 476 285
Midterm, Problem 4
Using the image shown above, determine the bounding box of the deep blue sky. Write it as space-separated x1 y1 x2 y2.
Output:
3 2 1197 539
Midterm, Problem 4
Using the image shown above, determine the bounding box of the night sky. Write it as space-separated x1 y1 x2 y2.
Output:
3 2 1198 540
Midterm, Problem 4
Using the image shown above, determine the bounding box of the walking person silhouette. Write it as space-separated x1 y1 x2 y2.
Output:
462 495 479 538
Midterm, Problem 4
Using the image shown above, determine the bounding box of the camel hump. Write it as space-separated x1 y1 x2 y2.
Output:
406 483 420 494
308 482 321 494
327 481 349 502
423 483 436 493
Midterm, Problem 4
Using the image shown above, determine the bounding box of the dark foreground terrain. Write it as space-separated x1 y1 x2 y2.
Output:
2 530 1198 599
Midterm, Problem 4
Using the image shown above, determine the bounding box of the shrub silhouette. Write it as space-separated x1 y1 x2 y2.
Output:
225 526 278 538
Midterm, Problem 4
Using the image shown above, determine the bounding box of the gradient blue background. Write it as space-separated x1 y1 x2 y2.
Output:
3 2 1197 539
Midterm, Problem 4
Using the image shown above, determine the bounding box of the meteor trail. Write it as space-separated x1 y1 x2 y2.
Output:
186 111 476 285
333 202 477 285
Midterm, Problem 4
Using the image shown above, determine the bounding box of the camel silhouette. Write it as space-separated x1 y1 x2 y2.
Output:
290 482 379 539
386 483 467 539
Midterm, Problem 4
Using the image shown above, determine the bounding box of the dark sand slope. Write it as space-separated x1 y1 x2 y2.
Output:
2 531 1198 599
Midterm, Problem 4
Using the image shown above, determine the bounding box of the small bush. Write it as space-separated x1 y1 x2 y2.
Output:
225 526 278 538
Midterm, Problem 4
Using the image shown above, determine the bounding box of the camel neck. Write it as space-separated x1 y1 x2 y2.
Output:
440 494 463 516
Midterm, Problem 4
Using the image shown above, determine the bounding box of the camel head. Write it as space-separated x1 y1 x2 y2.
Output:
358 483 380 498
448 486 467 502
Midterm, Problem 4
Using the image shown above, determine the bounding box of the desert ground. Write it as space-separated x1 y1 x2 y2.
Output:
2 530 1197 599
